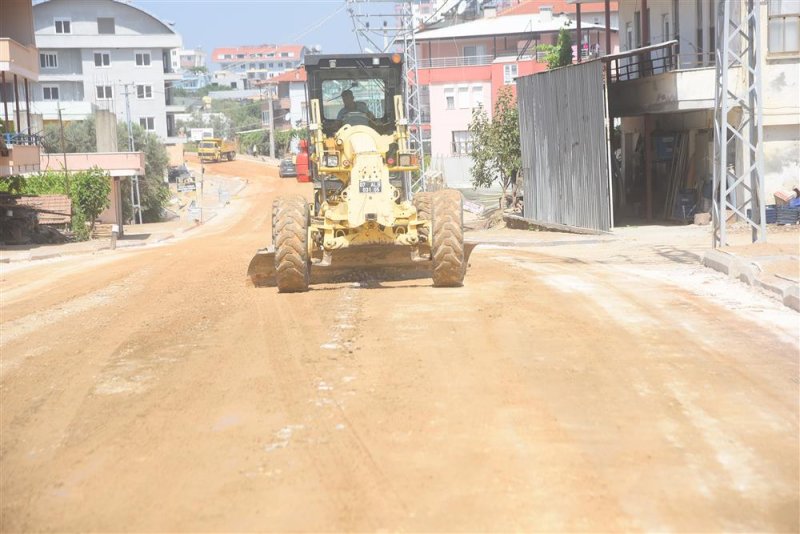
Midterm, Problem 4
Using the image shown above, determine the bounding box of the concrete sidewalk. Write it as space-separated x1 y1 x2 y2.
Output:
469 222 800 312
703 241 799 311
0 218 200 263
0 173 247 265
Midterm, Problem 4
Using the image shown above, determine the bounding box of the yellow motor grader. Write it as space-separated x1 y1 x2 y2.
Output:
248 53 474 292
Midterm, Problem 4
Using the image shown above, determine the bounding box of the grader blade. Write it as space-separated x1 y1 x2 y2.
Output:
247 243 477 288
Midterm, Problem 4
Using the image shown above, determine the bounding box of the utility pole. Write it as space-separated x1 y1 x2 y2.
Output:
57 102 69 194
268 87 275 159
122 83 134 151
122 83 143 224
712 0 766 247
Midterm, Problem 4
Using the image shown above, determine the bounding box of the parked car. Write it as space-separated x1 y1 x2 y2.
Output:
279 159 297 178
168 164 192 183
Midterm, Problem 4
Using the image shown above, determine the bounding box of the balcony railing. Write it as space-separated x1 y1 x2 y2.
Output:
3 132 41 147
601 40 679 83
418 55 494 69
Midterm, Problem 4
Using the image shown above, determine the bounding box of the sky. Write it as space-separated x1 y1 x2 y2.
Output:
135 0 362 63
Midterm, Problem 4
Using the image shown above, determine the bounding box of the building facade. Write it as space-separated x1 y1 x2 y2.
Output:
1 0 41 176
260 67 308 130
29 0 183 140
210 44 308 90
610 0 799 220
170 47 206 73
416 5 618 185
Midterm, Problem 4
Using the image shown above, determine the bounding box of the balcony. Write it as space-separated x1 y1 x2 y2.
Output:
419 55 494 69
602 42 729 116
1 134 41 177
0 38 39 80
602 41 680 83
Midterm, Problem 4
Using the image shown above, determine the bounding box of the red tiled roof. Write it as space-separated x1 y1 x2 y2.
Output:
499 0 617 17
16 195 72 225
211 44 306 62
268 67 307 83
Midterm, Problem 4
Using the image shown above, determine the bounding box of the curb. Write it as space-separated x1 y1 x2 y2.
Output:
701 249 799 312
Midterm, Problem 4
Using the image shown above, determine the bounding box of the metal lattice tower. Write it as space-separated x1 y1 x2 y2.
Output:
348 0 427 193
712 0 766 248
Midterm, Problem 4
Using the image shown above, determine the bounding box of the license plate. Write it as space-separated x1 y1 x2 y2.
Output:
358 180 382 193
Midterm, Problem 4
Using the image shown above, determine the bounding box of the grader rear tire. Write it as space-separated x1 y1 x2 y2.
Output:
431 189 465 287
413 192 432 242
274 196 310 293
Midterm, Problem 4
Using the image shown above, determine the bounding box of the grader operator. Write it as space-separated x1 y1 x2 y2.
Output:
248 53 475 292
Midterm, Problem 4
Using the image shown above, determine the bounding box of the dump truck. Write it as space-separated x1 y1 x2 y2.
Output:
197 138 236 163
248 53 474 292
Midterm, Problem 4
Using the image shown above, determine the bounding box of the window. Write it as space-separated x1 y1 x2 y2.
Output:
471 86 484 108
662 14 670 41
452 131 473 155
97 17 115 34
259 62 266 69
503 63 518 85
269 62 274 68
769 0 800 53
96 85 113 100
634 11 642 48
39 52 58 69
136 84 153 99
321 78 388 120
135 52 151 66
94 51 110 67
457 86 470 108
708 0 715 56
463 45 486 65
695 0 703 61
54 18 71 34
281 52 290 57
626 22 633 50
444 87 455 110
43 86 59 100
139 117 155 131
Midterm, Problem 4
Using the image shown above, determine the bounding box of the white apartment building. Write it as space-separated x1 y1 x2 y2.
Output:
170 47 206 73
210 44 308 90
30 0 183 140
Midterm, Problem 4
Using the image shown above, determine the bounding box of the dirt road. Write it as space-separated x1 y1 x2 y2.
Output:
1 159 798 532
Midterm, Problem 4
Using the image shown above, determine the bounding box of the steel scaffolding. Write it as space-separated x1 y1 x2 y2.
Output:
348 0 427 194
712 0 766 247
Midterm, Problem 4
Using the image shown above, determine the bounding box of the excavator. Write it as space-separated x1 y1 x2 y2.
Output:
247 53 475 291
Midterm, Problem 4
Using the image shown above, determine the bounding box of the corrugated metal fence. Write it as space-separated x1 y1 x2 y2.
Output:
517 61 611 232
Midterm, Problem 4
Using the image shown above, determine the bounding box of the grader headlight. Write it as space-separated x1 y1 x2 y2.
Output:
398 154 412 167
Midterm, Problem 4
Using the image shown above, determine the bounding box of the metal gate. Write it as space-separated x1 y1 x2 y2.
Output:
517 61 611 232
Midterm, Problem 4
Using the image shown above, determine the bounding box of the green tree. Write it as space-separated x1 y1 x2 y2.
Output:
41 117 96 154
118 122 169 222
467 87 521 208
537 28 574 70
70 167 111 232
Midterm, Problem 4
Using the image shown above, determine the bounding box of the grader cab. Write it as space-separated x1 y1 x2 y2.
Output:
248 53 474 292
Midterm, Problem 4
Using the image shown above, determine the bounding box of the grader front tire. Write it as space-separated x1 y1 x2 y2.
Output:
274 196 310 293
431 189 465 287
